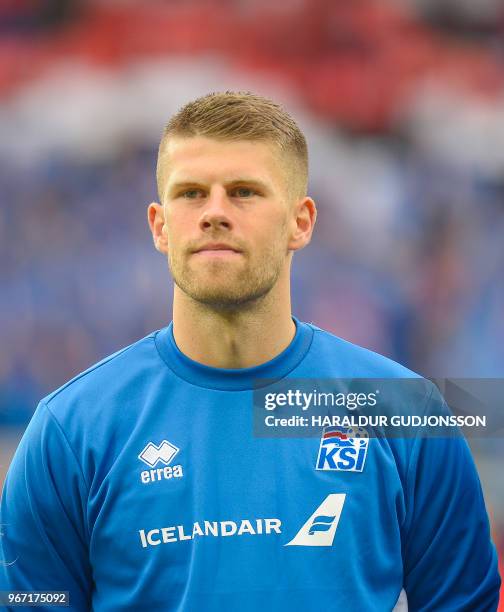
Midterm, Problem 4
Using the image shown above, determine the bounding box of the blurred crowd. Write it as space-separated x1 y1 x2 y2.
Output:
0 0 503 598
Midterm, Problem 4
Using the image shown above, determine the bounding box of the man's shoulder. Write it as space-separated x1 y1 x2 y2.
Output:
305 321 420 379
40 328 165 419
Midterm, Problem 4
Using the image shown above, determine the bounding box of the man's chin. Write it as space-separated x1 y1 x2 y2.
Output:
188 291 263 310
175 280 274 311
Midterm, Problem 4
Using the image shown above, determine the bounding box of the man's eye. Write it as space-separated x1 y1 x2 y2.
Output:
182 189 203 199
234 187 255 198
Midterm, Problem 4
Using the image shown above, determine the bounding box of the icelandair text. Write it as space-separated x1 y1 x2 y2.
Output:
139 518 282 548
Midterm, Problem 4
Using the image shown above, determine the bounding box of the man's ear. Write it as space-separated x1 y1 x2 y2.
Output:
147 202 169 254
288 196 317 252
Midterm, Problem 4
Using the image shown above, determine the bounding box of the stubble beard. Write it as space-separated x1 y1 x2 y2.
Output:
168 241 288 312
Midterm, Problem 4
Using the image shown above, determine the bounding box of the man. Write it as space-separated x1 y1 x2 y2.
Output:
1 91 500 610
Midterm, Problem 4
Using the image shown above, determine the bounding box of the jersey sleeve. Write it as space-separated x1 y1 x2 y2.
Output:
402 389 501 611
0 401 93 611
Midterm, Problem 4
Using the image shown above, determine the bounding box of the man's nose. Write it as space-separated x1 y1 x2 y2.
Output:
199 188 233 232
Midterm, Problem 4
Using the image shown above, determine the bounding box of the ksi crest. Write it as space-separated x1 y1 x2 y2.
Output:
316 426 369 472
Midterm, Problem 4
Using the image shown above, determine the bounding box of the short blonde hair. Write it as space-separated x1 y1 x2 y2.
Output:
156 91 308 203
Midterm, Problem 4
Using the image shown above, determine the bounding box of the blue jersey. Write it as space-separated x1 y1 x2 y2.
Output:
1 317 500 611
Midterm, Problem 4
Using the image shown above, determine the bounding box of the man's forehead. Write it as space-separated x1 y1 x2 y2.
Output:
164 135 277 157
162 136 284 181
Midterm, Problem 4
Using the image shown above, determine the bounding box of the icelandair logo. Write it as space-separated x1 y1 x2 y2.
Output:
285 493 346 546
138 440 184 484
138 495 347 549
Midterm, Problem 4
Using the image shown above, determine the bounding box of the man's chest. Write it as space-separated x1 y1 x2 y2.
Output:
85 409 406 609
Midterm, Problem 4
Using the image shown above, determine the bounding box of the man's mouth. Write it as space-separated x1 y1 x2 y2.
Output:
193 243 243 256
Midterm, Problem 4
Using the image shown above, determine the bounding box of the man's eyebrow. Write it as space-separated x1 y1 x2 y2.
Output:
167 178 271 193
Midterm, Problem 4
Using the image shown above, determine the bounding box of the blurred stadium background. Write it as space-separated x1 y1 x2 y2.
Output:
0 0 503 598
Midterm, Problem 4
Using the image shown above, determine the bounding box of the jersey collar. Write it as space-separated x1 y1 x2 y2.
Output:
154 315 313 391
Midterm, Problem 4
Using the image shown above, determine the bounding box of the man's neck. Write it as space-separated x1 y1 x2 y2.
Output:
171 287 296 369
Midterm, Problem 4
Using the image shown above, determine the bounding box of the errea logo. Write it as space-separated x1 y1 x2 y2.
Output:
138 440 184 484
139 440 179 467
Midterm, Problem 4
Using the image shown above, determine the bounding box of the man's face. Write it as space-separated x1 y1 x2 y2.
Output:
152 136 297 310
